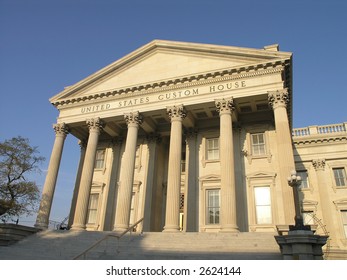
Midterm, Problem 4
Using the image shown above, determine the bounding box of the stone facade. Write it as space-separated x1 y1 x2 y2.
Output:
35 40 347 257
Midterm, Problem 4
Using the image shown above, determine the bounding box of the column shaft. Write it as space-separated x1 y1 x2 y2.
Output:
35 123 68 229
268 89 295 224
114 112 142 231
163 105 186 232
71 118 103 230
216 98 239 232
68 141 86 229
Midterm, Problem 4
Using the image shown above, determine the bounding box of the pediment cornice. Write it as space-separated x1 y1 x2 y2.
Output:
50 40 292 108
52 60 288 107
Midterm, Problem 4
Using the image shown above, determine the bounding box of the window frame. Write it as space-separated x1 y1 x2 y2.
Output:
206 189 220 225
333 167 346 187
243 127 272 164
341 210 347 238
86 193 99 225
254 185 272 225
94 149 106 170
246 171 277 232
206 138 220 161
251 133 266 156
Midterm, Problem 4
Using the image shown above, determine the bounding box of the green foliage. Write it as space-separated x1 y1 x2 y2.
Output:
0 136 45 222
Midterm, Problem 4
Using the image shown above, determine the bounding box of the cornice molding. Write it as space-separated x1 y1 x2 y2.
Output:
293 136 347 146
52 61 287 108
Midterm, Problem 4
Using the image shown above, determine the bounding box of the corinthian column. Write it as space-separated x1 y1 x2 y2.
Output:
268 89 295 224
163 105 186 232
71 118 104 230
35 123 69 229
114 112 143 231
216 98 239 232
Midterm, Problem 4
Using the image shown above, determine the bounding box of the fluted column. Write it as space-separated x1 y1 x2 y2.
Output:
216 98 239 232
163 105 186 232
268 89 295 224
71 118 104 230
114 112 143 231
67 140 86 229
35 123 69 229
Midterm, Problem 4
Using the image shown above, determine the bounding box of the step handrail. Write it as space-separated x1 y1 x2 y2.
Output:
73 217 144 260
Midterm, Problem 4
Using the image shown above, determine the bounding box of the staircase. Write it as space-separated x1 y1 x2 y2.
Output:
0 230 282 260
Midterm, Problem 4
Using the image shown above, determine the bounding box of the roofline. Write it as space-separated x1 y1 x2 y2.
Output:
50 39 292 103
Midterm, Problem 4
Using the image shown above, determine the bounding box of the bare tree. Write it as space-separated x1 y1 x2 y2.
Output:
0 136 45 222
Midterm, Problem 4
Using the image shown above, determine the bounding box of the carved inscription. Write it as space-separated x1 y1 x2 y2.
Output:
80 80 247 113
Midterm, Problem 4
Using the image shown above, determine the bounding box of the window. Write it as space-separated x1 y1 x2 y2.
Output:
333 168 346 186
206 138 219 160
206 189 220 224
94 149 105 169
254 186 272 224
297 170 309 189
251 133 266 156
87 194 99 224
341 210 347 238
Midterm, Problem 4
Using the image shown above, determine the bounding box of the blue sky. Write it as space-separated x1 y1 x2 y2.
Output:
1 0 346 226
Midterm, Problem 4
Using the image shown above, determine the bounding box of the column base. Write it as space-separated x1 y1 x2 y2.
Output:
163 225 180 232
113 225 128 233
70 223 86 231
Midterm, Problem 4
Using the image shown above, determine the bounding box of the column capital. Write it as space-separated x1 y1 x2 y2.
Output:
86 118 104 133
312 158 326 171
215 98 235 115
53 123 69 137
167 105 187 121
124 112 143 127
78 139 87 150
268 89 289 109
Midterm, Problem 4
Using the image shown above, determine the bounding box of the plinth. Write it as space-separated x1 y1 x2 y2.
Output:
275 230 328 260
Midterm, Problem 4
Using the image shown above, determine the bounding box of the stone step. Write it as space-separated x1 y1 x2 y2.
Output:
0 230 282 260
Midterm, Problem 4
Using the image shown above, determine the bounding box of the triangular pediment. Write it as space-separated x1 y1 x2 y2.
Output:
246 171 277 179
50 40 291 104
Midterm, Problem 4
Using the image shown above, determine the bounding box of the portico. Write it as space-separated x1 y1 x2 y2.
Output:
35 40 295 234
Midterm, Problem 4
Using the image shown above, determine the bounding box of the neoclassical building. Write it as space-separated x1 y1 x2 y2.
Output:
35 40 347 253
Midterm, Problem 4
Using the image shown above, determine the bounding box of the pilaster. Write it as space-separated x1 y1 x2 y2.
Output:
100 137 123 231
183 128 198 232
312 158 339 247
141 134 161 232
